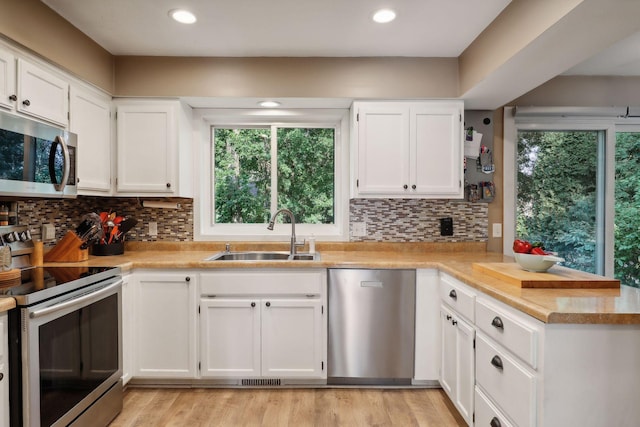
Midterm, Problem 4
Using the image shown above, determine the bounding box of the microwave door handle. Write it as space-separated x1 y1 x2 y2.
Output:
29 280 122 319
48 134 70 192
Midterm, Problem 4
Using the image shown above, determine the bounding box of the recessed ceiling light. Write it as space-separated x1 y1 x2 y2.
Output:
373 9 396 24
169 9 197 24
259 101 281 108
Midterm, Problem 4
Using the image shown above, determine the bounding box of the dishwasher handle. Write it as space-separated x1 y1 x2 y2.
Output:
361 281 383 288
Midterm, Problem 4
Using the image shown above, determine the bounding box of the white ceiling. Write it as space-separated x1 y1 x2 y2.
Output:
42 0 512 57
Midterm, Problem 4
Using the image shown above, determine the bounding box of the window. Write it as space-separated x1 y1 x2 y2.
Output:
505 108 640 287
213 126 335 225
614 129 640 287
194 108 348 241
516 130 602 274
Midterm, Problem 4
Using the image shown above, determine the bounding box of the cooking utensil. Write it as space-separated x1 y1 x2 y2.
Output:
117 218 138 239
107 225 119 244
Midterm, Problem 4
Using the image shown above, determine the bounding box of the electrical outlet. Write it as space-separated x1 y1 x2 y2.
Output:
440 218 453 236
41 223 56 241
148 222 158 236
352 222 367 237
492 223 503 238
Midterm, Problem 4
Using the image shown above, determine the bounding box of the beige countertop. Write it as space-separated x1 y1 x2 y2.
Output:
0 298 15 312
10 241 640 324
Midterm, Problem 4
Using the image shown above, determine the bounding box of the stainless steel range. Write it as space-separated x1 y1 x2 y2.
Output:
1 225 123 427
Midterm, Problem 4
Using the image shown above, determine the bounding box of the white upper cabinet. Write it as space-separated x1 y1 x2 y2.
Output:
17 58 69 127
0 48 16 111
70 85 112 194
115 100 193 196
352 101 464 199
355 104 411 195
0 46 69 127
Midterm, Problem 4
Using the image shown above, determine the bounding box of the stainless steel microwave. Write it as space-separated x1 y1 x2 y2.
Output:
0 110 77 198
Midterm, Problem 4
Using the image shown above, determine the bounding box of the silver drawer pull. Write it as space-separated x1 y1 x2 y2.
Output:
491 316 504 330
490 355 504 371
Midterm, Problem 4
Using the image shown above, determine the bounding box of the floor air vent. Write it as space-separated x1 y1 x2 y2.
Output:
241 378 282 386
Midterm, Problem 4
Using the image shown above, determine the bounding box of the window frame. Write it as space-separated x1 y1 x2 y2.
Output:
193 108 350 241
504 107 616 277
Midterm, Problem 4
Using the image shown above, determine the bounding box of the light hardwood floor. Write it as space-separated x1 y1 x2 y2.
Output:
109 387 466 427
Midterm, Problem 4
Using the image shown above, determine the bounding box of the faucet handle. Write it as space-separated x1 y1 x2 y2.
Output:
294 238 306 248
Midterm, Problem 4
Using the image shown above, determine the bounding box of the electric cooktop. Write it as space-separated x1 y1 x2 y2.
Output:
0 265 120 306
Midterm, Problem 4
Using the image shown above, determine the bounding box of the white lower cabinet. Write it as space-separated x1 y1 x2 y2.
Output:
476 333 536 427
199 269 327 383
133 271 198 379
199 298 261 377
414 269 440 383
475 387 514 427
440 304 475 426
261 298 324 378
120 273 133 385
0 312 8 427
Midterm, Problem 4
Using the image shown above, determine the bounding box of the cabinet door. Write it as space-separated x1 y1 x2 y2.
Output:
200 298 261 378
0 313 8 427
356 104 410 195
440 305 456 397
454 316 475 425
134 273 197 378
261 299 325 378
440 304 475 426
0 48 16 111
116 103 176 194
411 105 463 198
120 274 133 386
70 86 112 193
17 58 68 126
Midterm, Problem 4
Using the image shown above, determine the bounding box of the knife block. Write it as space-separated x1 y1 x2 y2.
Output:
43 231 89 263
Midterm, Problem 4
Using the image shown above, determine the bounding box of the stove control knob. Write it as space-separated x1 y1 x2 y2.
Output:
12 232 20 242
20 231 31 242
3 232 16 243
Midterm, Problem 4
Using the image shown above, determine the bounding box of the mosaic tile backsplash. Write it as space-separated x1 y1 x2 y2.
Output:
15 197 193 246
350 198 488 242
8 196 487 245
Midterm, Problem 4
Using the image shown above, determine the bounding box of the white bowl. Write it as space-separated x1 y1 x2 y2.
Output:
513 252 565 272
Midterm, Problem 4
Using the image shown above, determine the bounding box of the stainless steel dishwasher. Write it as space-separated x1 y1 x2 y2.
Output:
328 268 416 385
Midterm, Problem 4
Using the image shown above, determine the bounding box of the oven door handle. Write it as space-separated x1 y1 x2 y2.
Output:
29 279 122 319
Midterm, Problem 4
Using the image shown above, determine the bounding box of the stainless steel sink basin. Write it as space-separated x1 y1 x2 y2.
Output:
205 251 320 261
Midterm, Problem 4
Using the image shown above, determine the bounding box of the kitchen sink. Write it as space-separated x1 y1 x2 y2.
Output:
205 251 320 261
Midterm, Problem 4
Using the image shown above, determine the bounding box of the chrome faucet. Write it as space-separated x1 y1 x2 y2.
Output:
267 208 305 256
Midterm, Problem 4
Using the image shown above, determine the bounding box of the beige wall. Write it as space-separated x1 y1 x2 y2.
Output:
486 109 504 253
458 0 583 96
0 0 114 92
114 56 459 99
512 76 640 107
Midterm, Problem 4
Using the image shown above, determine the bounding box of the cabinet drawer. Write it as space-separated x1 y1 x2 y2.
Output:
201 270 324 296
475 387 515 427
476 298 539 369
476 333 536 427
439 273 475 322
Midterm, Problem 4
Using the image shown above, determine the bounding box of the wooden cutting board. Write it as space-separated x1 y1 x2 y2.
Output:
472 262 620 288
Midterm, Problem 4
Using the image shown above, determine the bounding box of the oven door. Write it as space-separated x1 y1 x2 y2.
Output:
21 278 122 427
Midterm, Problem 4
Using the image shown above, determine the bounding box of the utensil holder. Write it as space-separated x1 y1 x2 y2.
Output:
91 242 125 256
43 231 89 262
